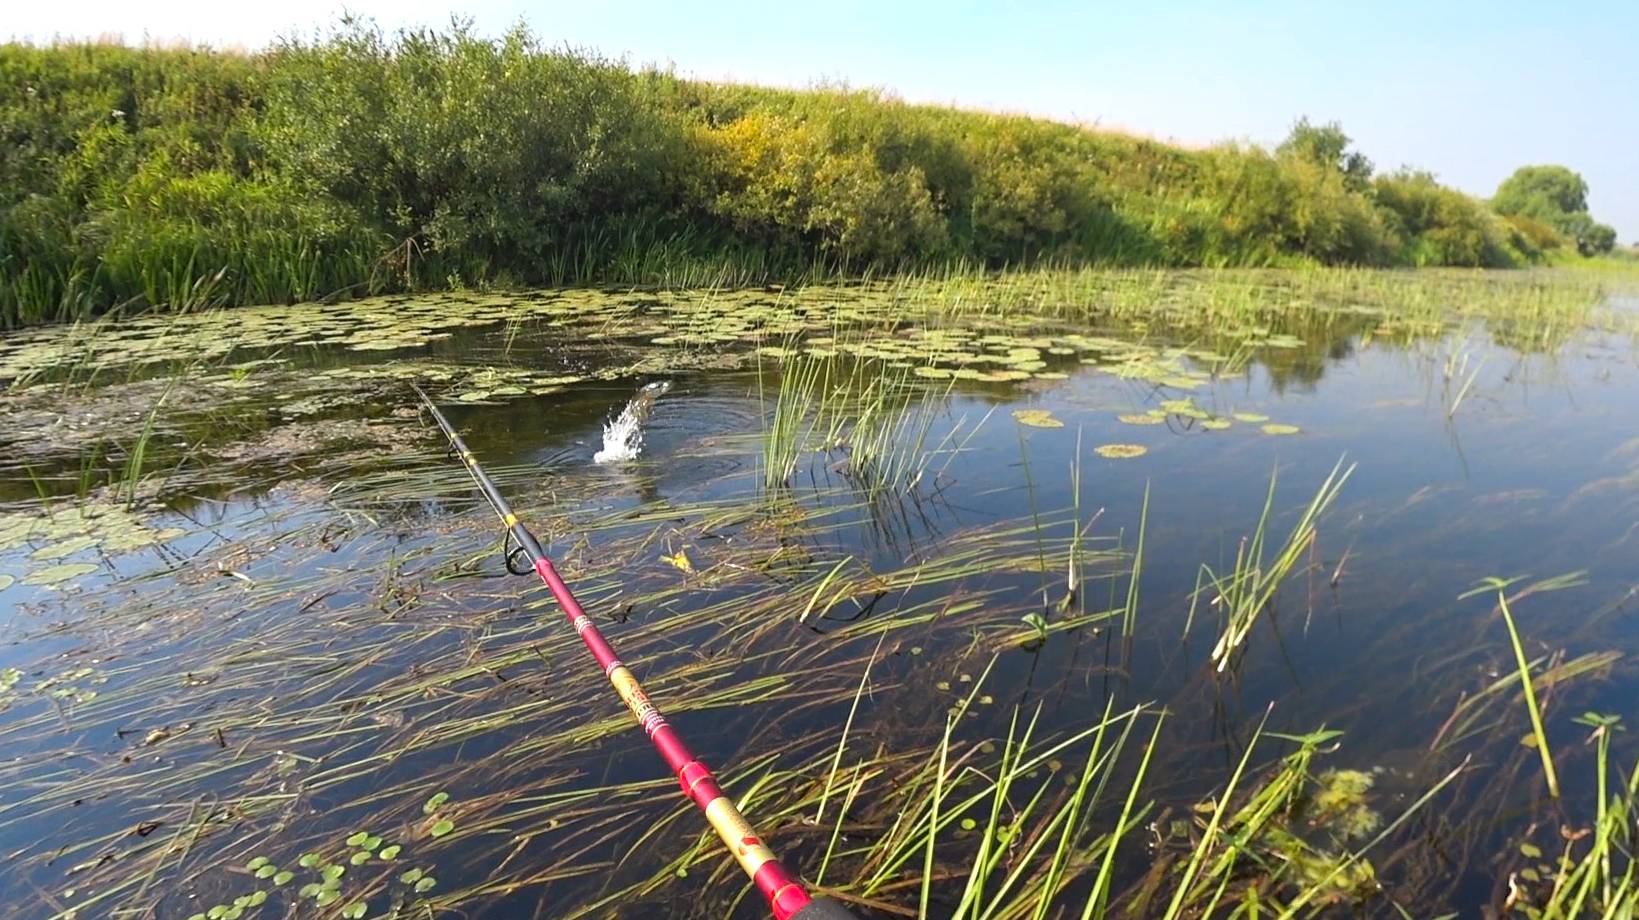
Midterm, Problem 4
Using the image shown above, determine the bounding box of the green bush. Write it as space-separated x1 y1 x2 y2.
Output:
0 23 1615 326
1374 171 1519 267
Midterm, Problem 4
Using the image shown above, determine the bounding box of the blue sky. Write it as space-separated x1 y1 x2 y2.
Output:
13 0 1637 241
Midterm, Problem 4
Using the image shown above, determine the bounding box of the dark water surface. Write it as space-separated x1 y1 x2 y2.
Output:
1 278 1637 918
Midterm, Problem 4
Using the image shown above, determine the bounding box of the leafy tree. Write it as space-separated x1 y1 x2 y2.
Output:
1493 165 1588 217
1277 118 1373 193
1492 165 1615 256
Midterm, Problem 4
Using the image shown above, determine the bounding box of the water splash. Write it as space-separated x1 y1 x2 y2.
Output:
593 381 671 464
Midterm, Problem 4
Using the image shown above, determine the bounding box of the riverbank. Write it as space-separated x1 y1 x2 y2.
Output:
0 22 1613 327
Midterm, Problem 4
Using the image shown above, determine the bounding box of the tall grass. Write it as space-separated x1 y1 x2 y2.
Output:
1203 459 1354 670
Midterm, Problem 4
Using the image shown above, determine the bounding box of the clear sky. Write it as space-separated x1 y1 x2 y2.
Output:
11 0 1637 242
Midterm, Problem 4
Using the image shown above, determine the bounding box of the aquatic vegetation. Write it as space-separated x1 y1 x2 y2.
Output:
1203 459 1354 670
1011 408 1063 428
1094 444 1147 459
0 266 1637 920
0 501 185 585
1116 412 1164 425
1467 578 1563 797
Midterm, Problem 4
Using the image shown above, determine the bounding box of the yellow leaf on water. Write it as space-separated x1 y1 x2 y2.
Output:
662 550 695 574
1012 409 1064 429
1094 444 1148 459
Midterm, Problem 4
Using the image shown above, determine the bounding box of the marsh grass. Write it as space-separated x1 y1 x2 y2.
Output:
1202 459 1354 670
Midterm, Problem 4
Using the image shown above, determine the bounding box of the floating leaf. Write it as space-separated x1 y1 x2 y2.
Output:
272 870 294 886
254 864 277 879
245 856 269 871
349 851 371 866
399 868 424 884
430 818 455 838
321 864 345 883
422 792 449 814
345 831 369 847
1011 408 1063 429
960 818 978 831
21 563 98 586
1520 842 1543 858
298 883 321 898
1117 413 1163 425
378 844 401 860
1233 412 1269 423
297 853 321 868
247 892 267 907
30 535 98 560
342 903 367 919
414 877 437 894
661 550 694 574
1201 418 1232 431
1260 423 1301 436
1094 444 1148 459
362 834 382 851
0 574 13 591
315 890 339 907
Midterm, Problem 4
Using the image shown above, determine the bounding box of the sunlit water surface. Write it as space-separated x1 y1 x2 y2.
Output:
0 281 1637 918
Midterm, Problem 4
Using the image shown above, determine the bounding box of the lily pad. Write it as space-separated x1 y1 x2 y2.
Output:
1232 412 1269 423
1012 409 1064 429
1117 413 1164 425
1094 444 1148 459
22 563 99 586
1261 423 1301 436
1201 418 1233 431
30 535 98 560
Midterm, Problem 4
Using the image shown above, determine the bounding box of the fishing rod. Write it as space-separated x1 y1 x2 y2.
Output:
412 385 858 920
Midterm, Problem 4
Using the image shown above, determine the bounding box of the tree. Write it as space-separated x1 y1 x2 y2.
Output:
1492 165 1615 256
1493 165 1588 218
1277 118 1373 192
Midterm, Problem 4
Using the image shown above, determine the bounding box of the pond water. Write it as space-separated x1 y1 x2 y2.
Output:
1 272 1637 919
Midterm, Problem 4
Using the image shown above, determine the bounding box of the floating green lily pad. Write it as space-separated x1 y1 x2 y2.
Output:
22 563 98 586
30 535 99 560
1094 444 1148 459
1261 423 1301 435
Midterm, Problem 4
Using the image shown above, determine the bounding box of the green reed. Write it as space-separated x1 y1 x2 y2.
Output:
1204 459 1354 671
